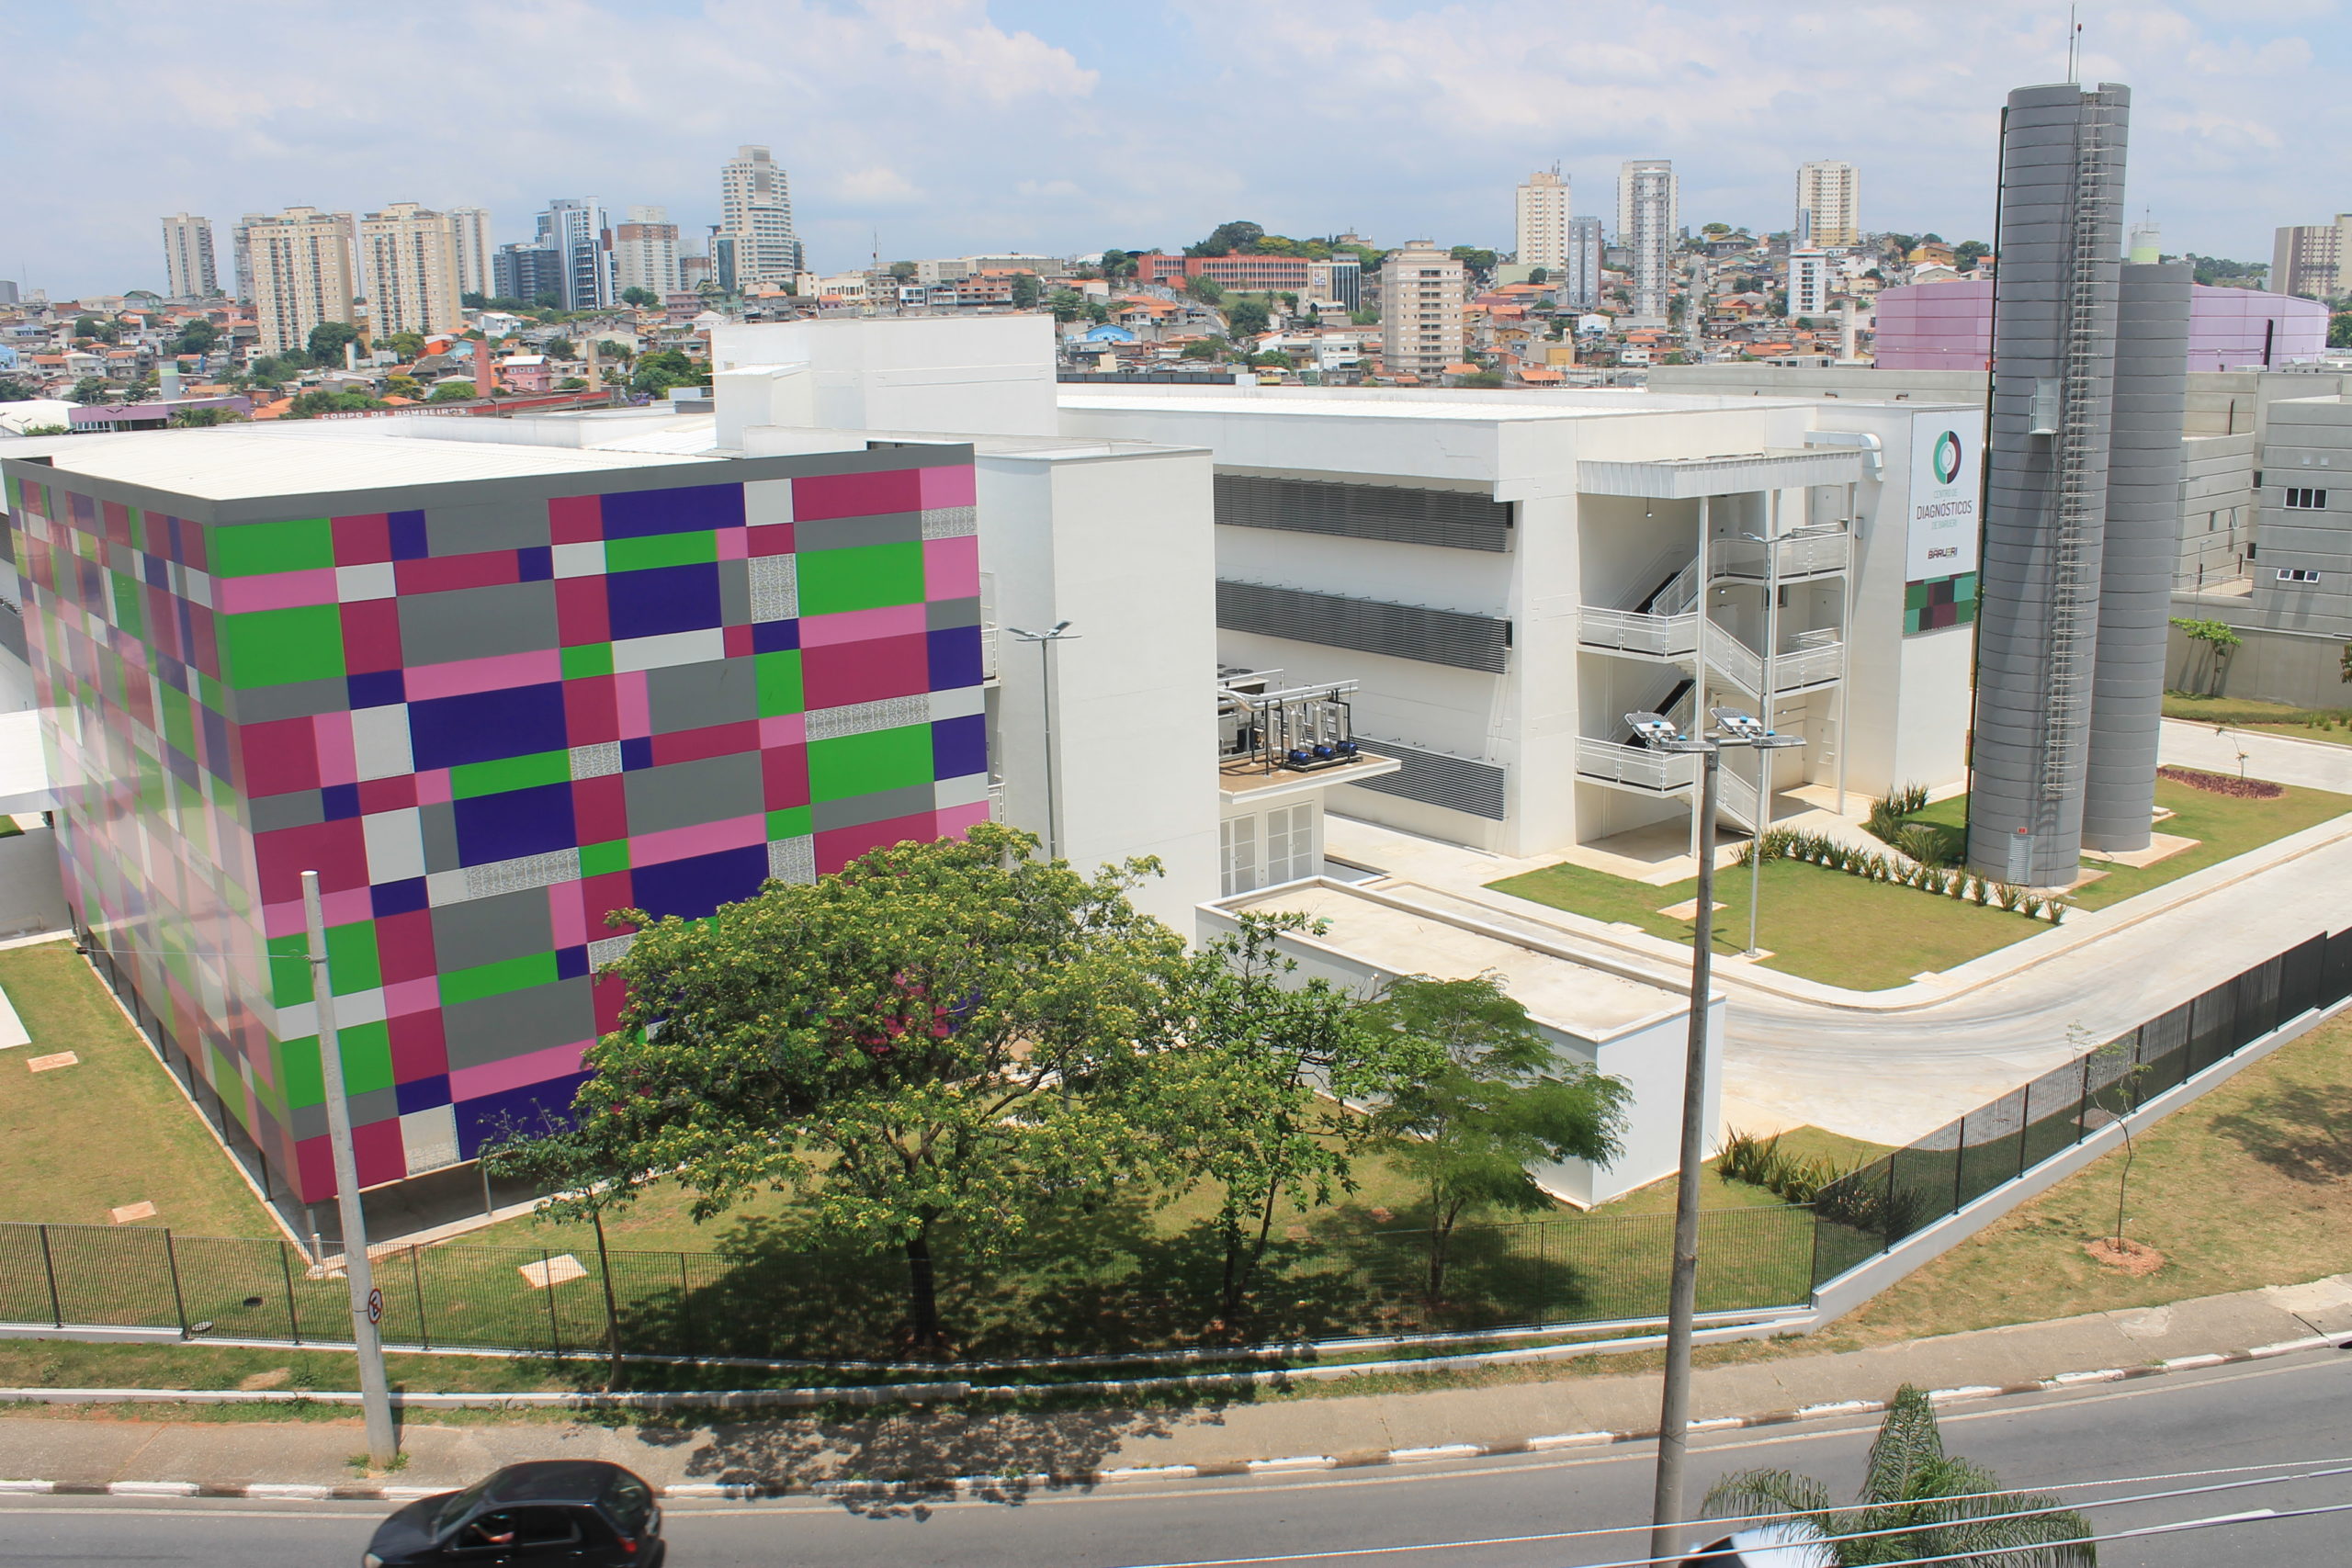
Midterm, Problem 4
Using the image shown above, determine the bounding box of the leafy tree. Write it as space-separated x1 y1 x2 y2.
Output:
1084 300 1110 325
1185 276 1226 305
630 348 702 397
559 377 588 390
481 1109 644 1391
2170 615 2242 695
1227 298 1272 337
285 389 384 419
1702 1384 2093 1565
594 340 635 364
1450 246 1498 272
1456 370 1504 389
1009 273 1043 310
427 380 478 402
1702 221 1732 236
534 292 562 310
70 377 113 405
306 321 358 365
1047 287 1086 322
1350 307 1379 327
461 291 488 310
74 315 119 344
1165 915 1401 1320
619 286 659 308
1187 220 1265 258
247 355 300 384
522 823 1185 1353
1526 266 1549 285
1920 231 1945 245
15 423 69 435
168 319 220 355
0 374 36 401
2330 312 2352 349
887 262 917 281
1248 350 1295 370
386 376 423 398
384 332 426 361
169 405 242 427
1179 338 1220 360
1366 975 1625 1299
1954 240 1992 269
540 336 577 361
1098 247 1134 279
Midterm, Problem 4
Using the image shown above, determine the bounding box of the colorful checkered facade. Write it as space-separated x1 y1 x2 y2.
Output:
1 449 987 1202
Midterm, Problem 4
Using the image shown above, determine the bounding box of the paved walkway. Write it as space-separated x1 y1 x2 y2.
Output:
2 1273 2346 1493
1323 719 2352 1144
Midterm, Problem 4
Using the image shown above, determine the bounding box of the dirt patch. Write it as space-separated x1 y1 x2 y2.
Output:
2156 765 2283 800
237 1367 293 1391
2084 1237 2167 1276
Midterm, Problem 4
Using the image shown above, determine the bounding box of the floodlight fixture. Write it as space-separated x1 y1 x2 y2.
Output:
1710 707 1805 748
1625 710 1710 752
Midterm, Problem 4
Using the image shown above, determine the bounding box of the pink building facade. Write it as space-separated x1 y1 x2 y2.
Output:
1873 281 2327 372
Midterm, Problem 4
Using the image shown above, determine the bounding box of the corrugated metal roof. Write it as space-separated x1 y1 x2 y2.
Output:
26 426 705 500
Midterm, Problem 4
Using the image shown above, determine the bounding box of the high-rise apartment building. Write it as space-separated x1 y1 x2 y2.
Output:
1788 249 1831 320
356 203 463 337
1515 169 1572 272
2271 217 2348 302
537 199 613 312
719 145 802 287
448 207 494 301
231 212 267 304
613 206 683 299
1559 216 1605 309
1794 160 1860 249
248 206 357 356
492 243 561 307
160 214 217 299
1378 241 1465 378
1616 160 1679 320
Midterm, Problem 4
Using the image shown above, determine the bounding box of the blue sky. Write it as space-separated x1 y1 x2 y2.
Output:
4 0 2345 297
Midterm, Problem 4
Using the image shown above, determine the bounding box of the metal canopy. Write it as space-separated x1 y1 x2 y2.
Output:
1577 446 1864 499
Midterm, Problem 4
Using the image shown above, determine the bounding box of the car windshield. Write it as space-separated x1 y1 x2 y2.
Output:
434 1476 498 1534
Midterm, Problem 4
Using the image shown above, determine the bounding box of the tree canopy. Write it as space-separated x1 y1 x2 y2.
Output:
630 348 702 397
427 380 477 402
306 321 358 365
1227 298 1272 337
0 374 36 402
544 336 579 361
1009 273 1044 310
1450 246 1498 273
1187 220 1266 258
620 286 660 308
384 332 426 361
167 319 220 355
284 389 383 418
70 377 113 405
505 823 1187 1352
1185 276 1227 305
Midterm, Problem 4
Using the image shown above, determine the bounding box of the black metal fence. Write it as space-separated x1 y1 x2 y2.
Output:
1809 926 2352 1288
0 1203 1816 1367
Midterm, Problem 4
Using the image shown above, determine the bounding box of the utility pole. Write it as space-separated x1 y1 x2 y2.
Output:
301 869 397 1465
1009 623 1078 859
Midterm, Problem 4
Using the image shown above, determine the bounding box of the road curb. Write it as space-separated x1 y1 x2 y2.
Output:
1 1335 2337 1503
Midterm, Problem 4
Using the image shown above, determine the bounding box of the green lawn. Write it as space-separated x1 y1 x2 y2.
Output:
1487 855 2045 990
1907 777 2352 910
0 942 274 1235
2163 691 2352 748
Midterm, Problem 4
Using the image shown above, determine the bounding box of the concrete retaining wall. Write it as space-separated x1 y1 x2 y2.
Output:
0 829 67 940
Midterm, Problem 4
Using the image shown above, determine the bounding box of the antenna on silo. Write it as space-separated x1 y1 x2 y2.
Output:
2065 6 2083 84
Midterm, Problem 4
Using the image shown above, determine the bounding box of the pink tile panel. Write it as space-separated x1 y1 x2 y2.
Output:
801 603 927 647
452 1039 591 1102
401 648 564 700
924 536 980 599
213 568 340 615
629 813 766 868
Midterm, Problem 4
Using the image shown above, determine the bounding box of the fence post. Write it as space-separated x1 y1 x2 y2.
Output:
1951 1125 1967 1217
676 1253 695 1357
410 1246 429 1352
2076 1055 2092 1146
2017 1082 2033 1179
280 1242 300 1344
1881 1158 1899 1251
38 1224 62 1328
543 1248 564 1358
163 1230 190 1338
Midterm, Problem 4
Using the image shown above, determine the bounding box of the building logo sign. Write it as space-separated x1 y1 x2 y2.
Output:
1905 413 1982 635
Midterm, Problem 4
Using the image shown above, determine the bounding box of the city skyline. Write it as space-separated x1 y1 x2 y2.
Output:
6 0 2347 297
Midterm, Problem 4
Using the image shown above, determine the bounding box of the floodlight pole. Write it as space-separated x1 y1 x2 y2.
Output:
301 870 397 1466
1009 623 1079 860
1649 737 1720 1568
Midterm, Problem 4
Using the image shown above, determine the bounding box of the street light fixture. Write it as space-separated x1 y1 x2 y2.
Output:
1627 705 1803 1568
1008 622 1079 860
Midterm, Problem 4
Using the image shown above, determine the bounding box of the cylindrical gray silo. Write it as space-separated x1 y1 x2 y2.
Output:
2083 261 2191 852
1966 82 2130 887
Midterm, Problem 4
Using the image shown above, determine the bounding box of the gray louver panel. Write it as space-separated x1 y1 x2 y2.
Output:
1216 580 1510 672
1215 475 1513 552
1348 738 1508 819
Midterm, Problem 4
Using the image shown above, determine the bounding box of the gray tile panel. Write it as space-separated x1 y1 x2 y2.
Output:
794 511 922 551
924 596 980 630
397 581 558 667
626 752 764 833
645 659 759 734
442 980 596 1071
419 802 461 874
431 886 555 968
810 781 935 833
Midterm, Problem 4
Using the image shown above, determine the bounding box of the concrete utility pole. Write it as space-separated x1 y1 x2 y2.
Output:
1009 622 1079 859
300 869 397 1465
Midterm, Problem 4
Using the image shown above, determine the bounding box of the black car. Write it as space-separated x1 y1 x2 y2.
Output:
363 1460 665 1565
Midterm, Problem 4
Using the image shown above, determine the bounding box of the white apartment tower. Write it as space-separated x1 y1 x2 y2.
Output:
1787 249 1831 321
1515 168 1573 273
356 202 463 337
1378 241 1466 378
613 206 683 299
447 207 494 301
1794 161 1860 250
160 214 217 299
1617 160 1679 320
719 145 803 286
249 206 357 356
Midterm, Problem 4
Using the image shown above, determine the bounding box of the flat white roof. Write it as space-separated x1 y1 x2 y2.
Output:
1221 879 1686 1038
20 426 707 501
1060 388 1813 423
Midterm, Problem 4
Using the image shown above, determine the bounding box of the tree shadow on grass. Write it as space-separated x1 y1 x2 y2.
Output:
2209 1085 2352 1185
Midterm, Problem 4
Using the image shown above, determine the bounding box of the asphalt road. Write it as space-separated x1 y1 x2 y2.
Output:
4 1348 2346 1566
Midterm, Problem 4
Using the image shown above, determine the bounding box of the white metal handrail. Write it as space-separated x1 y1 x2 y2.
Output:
1576 737 1700 792
1717 765 1758 829
1579 606 1701 657
1711 528 1851 581
1703 634 1845 694
980 624 1000 681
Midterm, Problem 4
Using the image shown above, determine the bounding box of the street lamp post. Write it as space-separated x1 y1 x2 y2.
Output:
1737 526 1781 956
1628 706 1803 1568
1008 622 1078 860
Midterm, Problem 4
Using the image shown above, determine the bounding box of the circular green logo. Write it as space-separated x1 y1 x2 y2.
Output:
1933 430 1963 485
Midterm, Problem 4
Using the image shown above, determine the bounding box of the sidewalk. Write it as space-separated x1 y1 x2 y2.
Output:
4 1272 2347 1496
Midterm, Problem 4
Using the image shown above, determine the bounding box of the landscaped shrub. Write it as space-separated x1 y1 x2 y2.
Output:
2155 764 2285 800
1735 831 2069 921
1716 1128 1861 1205
1894 822 1951 868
